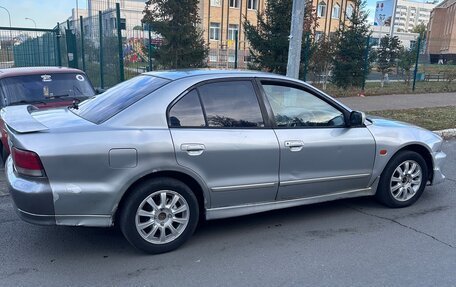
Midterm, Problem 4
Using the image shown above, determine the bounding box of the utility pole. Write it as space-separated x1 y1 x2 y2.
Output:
390 0 398 37
286 0 305 79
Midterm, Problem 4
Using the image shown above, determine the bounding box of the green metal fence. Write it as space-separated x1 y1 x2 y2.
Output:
0 26 61 69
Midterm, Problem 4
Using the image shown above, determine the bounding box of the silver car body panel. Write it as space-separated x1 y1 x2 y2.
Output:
3 70 446 226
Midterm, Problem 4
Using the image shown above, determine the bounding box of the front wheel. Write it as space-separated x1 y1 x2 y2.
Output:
376 151 428 208
119 178 199 254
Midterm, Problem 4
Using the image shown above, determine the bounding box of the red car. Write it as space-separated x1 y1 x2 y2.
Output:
0 67 96 162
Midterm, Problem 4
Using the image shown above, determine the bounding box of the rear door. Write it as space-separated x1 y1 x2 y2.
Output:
169 79 280 208
258 80 376 200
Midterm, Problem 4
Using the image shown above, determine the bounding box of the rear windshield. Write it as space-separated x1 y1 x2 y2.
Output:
0 73 95 105
71 75 170 124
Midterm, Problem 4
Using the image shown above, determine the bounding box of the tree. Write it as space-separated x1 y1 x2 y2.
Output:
412 22 427 39
331 0 372 89
243 0 318 74
142 0 208 69
309 37 336 90
397 46 416 86
376 35 401 87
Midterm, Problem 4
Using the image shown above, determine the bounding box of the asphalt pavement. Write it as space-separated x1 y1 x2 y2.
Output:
0 140 455 287
339 92 456 112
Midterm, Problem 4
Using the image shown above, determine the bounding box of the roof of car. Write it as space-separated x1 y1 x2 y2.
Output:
0 67 85 79
143 69 287 81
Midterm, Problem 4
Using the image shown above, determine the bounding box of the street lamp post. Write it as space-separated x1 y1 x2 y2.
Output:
0 6 12 28
25 17 37 28
0 5 13 65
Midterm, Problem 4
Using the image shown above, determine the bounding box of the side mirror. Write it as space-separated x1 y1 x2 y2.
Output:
95 88 105 95
349 111 366 127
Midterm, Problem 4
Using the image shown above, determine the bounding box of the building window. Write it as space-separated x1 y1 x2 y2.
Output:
227 24 239 41
317 1 327 17
332 4 340 19
209 54 218 62
211 0 221 7
346 4 354 18
248 0 258 10
229 0 240 8
210 22 221 40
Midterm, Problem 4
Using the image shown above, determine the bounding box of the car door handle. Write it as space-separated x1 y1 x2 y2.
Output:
284 140 304 152
181 143 205 156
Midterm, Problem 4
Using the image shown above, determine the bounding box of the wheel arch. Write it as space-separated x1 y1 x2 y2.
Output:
390 143 433 182
114 170 208 225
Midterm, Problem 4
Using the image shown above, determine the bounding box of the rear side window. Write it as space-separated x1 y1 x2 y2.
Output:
169 90 206 127
72 75 169 124
198 81 264 128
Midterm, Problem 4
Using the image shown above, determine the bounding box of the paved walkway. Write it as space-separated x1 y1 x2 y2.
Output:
338 92 456 112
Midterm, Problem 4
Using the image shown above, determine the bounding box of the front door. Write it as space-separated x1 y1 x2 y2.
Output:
169 80 280 208
259 80 376 200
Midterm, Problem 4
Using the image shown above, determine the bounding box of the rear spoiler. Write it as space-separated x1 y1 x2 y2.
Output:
1 105 49 133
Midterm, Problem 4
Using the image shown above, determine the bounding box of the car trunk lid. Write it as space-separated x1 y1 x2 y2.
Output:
1 105 95 134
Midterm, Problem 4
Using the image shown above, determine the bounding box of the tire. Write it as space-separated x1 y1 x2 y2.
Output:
376 150 428 208
119 177 199 254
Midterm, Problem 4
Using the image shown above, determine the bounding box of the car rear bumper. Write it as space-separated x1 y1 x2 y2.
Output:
431 151 446 185
6 157 56 225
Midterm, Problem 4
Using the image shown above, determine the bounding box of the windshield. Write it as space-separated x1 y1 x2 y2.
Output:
71 75 170 124
0 73 95 105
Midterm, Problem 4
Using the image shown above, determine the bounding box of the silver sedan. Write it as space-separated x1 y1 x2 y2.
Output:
4 70 446 253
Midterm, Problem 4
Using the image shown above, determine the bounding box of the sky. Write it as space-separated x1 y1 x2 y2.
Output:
0 0 432 29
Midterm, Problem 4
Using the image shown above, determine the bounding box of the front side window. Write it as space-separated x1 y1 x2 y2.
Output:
198 81 264 128
210 22 221 40
262 83 345 128
332 4 340 19
318 1 327 17
169 90 205 128
248 0 258 10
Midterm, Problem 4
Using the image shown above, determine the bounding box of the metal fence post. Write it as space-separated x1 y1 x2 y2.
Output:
234 30 238 69
361 35 370 92
116 3 125 82
80 16 86 71
56 23 62 66
99 11 104 89
302 32 310 82
412 36 421 92
148 25 153 72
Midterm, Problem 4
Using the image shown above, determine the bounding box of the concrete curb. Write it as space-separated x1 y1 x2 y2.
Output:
434 129 456 140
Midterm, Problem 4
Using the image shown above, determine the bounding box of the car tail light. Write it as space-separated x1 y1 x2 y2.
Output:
12 147 45 177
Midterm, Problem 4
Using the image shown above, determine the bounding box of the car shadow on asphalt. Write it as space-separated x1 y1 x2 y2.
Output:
7 195 382 256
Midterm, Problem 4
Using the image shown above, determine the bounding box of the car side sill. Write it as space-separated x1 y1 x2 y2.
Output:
205 187 376 220
280 173 371 186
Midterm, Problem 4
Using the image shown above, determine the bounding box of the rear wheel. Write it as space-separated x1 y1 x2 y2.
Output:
376 151 428 208
119 178 199 254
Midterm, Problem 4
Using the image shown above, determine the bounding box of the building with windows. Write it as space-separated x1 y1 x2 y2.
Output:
426 0 456 63
200 0 357 66
370 25 419 49
315 0 355 40
392 0 436 33
69 0 146 39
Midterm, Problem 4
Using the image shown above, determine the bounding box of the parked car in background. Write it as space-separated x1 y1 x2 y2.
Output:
0 67 96 162
3 70 446 254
